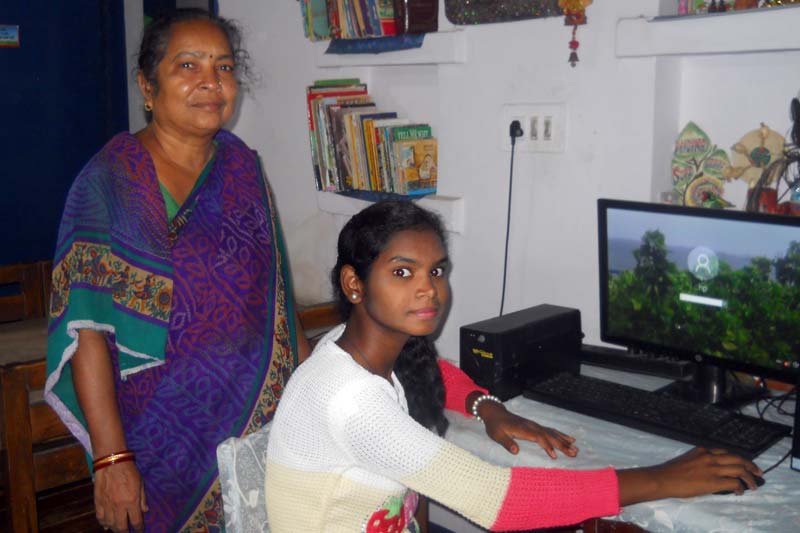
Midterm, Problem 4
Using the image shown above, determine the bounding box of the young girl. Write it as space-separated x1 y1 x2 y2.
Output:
265 200 761 532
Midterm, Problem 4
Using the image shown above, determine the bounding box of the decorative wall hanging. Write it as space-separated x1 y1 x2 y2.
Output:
736 100 800 215
558 0 592 67
444 0 563 25
671 122 733 208
723 123 785 189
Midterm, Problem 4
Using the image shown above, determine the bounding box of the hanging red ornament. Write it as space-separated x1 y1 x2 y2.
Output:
558 0 592 68
568 26 580 67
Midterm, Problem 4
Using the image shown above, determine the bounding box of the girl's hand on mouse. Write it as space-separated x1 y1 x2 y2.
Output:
617 447 763 505
477 400 579 459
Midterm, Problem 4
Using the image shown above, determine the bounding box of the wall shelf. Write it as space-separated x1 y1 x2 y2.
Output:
616 6 800 57
316 191 465 234
314 30 466 67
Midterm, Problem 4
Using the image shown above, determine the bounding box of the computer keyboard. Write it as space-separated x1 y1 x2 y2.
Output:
523 372 791 459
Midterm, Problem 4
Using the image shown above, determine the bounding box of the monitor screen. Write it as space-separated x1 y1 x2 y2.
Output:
598 199 800 384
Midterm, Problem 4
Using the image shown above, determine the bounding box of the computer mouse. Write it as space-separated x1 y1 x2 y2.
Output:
713 475 765 495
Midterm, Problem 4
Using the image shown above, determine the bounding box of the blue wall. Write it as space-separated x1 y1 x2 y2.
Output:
0 1 129 265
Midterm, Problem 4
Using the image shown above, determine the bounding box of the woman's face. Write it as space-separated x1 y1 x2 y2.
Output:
142 19 238 137
360 229 450 339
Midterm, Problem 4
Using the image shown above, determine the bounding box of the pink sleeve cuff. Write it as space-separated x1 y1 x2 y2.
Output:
491 467 620 531
438 359 487 417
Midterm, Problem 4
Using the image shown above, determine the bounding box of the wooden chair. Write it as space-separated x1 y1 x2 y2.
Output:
0 359 98 533
297 301 341 348
37 261 52 321
0 263 45 323
0 301 339 533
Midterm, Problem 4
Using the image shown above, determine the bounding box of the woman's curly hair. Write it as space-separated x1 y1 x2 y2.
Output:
331 200 449 436
136 8 254 92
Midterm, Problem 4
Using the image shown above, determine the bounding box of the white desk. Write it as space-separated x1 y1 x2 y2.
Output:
435 366 800 533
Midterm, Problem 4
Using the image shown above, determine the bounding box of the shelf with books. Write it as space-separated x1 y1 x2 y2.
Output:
314 30 466 67
315 190 465 234
616 5 800 57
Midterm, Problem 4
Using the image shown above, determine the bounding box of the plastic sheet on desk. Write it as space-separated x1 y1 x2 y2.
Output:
619 438 797 533
445 396 799 533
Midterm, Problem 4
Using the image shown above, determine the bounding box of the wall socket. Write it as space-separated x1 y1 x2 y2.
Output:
501 103 567 153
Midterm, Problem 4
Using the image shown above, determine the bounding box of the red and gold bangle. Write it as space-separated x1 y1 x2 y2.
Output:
92 450 135 473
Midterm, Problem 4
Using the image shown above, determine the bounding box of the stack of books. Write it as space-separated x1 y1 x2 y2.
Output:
300 0 396 40
306 78 438 198
300 1 439 40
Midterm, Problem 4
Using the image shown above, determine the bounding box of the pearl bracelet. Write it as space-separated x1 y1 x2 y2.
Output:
471 393 501 422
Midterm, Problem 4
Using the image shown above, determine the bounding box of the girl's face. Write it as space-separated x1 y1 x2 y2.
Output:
361 229 449 339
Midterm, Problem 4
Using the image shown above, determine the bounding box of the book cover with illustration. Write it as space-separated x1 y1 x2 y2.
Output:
394 137 437 196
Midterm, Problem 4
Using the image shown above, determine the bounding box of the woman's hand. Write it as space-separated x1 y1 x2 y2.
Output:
477 400 579 459
94 461 148 532
618 447 763 505
71 330 149 531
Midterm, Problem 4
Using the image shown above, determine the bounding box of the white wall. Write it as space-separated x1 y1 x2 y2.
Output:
124 0 145 132
217 1 800 361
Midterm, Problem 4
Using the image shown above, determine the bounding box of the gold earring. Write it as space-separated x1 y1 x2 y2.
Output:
144 102 152 112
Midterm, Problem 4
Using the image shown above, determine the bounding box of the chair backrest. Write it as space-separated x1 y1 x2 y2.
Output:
0 263 45 323
216 425 272 533
0 359 90 532
297 301 341 348
37 261 53 321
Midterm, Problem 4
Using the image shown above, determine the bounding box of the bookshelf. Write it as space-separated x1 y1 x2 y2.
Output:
314 29 466 67
316 191 465 234
615 5 800 201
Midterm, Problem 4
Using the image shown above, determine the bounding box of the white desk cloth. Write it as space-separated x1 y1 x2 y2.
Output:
444 366 800 533
216 366 800 533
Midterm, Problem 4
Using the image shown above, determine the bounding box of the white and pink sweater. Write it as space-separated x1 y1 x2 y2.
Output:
265 325 619 532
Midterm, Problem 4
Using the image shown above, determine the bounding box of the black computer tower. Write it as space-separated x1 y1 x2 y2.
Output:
459 304 582 400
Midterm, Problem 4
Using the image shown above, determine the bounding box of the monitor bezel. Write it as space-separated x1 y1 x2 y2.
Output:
598 198 800 385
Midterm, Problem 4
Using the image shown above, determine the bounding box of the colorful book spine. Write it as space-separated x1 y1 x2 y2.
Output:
377 0 397 35
364 0 383 36
326 0 342 38
305 80 367 190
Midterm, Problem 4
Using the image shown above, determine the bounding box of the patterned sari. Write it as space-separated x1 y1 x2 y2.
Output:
45 130 297 532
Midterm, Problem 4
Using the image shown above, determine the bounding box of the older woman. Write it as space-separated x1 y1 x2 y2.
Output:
45 9 310 532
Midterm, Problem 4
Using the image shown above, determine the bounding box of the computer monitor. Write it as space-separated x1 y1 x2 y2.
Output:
598 198 800 405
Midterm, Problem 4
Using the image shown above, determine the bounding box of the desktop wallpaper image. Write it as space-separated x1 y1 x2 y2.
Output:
605 209 800 372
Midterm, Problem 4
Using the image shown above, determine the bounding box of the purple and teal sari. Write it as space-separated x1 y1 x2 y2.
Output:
45 130 297 532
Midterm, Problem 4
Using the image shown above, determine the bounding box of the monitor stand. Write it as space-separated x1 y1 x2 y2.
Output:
657 365 766 409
